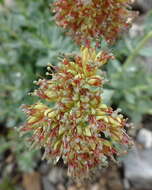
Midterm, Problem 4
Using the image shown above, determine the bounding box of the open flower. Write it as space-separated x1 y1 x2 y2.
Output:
53 0 136 45
21 47 133 178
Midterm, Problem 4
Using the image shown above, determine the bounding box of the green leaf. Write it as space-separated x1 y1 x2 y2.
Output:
139 47 152 57
0 177 16 190
0 0 4 4
17 150 38 172
103 89 114 105
0 140 11 153
36 57 50 66
125 92 135 104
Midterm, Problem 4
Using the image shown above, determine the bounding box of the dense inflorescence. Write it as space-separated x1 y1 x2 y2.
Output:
21 48 133 177
53 0 136 45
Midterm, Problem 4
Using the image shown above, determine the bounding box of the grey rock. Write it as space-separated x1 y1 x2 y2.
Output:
129 23 144 38
123 178 130 190
4 164 13 176
39 163 50 175
137 128 152 148
123 147 152 189
42 177 56 190
48 167 66 184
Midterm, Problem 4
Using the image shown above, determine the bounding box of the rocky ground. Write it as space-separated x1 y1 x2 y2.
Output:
1 123 152 190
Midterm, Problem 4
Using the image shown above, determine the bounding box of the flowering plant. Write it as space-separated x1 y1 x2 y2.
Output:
53 0 136 45
21 0 135 178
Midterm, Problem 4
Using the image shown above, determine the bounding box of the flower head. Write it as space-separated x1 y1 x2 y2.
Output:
53 0 136 45
21 47 132 178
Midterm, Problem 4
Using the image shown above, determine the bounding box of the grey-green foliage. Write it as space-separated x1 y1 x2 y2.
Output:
0 0 76 127
0 0 76 174
106 59 152 123
0 130 40 173
104 10 152 123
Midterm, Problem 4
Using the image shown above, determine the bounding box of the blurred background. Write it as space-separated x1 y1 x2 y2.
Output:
0 0 152 189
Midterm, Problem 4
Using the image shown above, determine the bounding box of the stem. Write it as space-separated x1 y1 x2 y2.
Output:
123 31 152 69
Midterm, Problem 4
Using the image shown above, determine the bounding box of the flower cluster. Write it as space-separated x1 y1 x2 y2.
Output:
21 48 133 177
53 0 136 45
